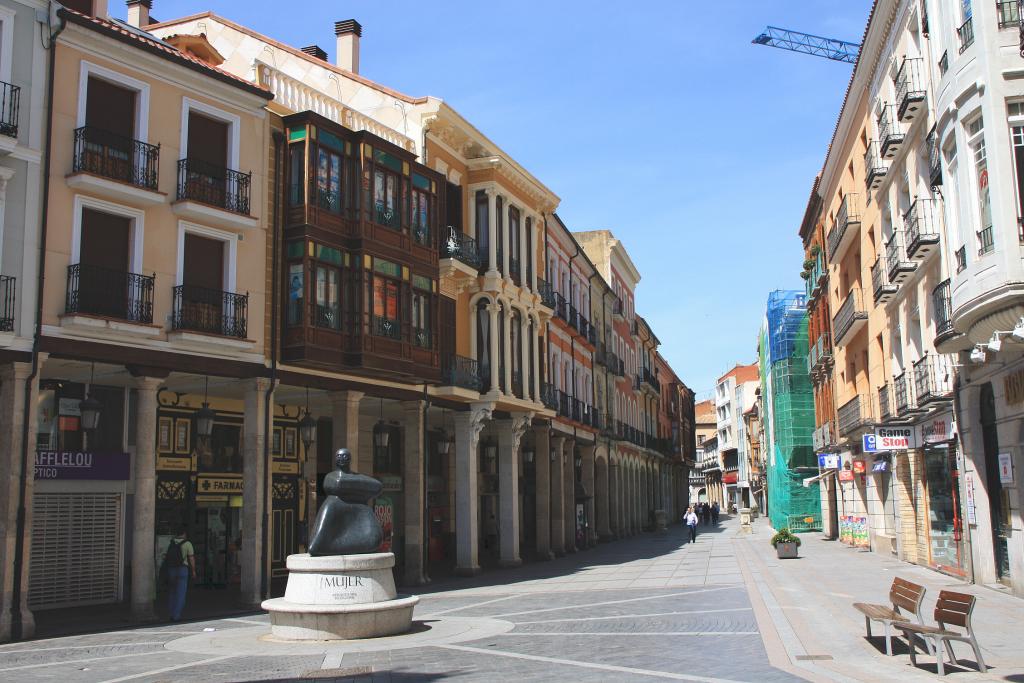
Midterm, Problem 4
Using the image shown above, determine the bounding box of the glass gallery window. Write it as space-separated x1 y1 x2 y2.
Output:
287 125 353 213
412 274 434 349
410 172 433 245
372 257 402 340
315 130 344 213
365 146 403 229
285 240 346 329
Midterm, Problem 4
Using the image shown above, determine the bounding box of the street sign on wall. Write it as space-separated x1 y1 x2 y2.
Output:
862 434 877 453
818 453 840 469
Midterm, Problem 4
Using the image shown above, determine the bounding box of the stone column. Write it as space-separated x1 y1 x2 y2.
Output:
401 400 426 586
581 444 596 547
597 451 612 541
497 412 532 567
486 190 498 275
564 438 577 552
331 391 364 473
487 303 500 395
533 426 552 559
130 376 163 620
0 360 44 642
549 434 565 555
241 377 273 608
454 405 491 575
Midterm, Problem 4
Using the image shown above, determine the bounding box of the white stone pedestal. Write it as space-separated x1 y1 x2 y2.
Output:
262 553 419 640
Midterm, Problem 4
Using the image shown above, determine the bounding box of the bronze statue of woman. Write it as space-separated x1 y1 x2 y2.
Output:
307 448 384 556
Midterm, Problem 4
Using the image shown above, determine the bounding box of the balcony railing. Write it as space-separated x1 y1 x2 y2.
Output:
540 382 558 410
827 193 861 259
440 227 480 270
893 371 916 416
537 277 557 309
864 140 888 190
958 17 975 53
933 279 954 338
0 275 13 332
998 0 1020 27
0 80 19 138
872 256 897 304
642 368 661 392
74 126 159 191
955 245 967 273
978 226 994 256
567 303 580 330
554 292 568 322
914 354 954 405
65 263 154 323
878 105 904 158
833 288 868 344
177 158 251 215
905 198 941 259
372 316 401 340
571 397 582 423
885 230 915 283
171 284 247 338
927 128 943 187
878 384 892 421
837 394 871 436
442 354 482 392
557 389 571 418
939 50 949 75
895 57 926 121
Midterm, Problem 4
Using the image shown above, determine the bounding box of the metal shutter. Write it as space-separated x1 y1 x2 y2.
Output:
29 492 124 609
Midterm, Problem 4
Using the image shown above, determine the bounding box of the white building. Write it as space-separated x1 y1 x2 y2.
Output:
715 363 758 510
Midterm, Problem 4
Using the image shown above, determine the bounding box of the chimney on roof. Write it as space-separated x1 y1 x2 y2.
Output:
126 0 151 27
301 44 328 61
334 19 361 74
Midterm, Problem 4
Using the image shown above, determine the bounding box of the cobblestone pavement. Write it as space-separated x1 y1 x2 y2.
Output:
7 516 1022 682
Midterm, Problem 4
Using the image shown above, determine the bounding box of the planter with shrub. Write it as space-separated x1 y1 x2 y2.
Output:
771 528 801 559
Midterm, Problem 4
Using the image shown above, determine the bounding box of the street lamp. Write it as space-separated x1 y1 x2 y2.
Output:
195 376 216 440
79 363 101 433
373 398 390 452
299 387 317 454
523 447 535 464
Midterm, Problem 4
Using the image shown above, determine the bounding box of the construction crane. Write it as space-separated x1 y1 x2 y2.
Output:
752 26 860 64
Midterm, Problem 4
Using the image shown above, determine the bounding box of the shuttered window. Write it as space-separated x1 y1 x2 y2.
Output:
29 492 124 609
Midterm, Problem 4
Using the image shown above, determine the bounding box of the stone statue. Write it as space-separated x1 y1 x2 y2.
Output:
307 448 384 556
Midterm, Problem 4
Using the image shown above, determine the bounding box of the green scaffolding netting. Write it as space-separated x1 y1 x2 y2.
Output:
762 290 821 532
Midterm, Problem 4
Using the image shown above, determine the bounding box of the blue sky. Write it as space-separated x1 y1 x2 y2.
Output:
126 0 872 395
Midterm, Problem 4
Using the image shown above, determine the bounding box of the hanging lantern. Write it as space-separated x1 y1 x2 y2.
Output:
299 410 317 452
79 394 102 432
523 447 535 464
195 402 216 439
437 430 453 456
374 398 390 451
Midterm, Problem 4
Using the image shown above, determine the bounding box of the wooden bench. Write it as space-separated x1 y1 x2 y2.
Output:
852 577 927 656
897 590 987 676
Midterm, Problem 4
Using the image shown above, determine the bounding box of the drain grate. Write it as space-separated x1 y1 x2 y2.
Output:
302 666 374 678
794 655 833 661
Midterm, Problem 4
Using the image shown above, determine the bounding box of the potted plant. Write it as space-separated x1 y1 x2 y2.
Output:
771 527 801 559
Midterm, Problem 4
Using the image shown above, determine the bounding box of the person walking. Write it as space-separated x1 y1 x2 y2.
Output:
163 527 196 621
711 501 720 525
684 506 699 544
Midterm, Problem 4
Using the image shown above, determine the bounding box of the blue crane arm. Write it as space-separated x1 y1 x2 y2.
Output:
752 26 860 64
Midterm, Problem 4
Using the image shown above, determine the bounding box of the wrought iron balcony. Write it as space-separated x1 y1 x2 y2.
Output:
0 80 19 138
642 368 661 392
872 256 897 304
554 292 568 322
878 384 892 421
933 279 954 341
440 227 481 270
864 141 888 191
927 128 942 187
879 105 904 158
73 127 160 190
827 193 861 260
895 57 926 122
938 51 949 76
837 394 871 436
540 381 558 410
537 277 557 309
567 303 579 330
958 16 975 53
442 354 482 392
0 275 13 332
832 288 868 345
905 199 941 260
171 284 248 338
571 397 583 423
998 0 1020 28
177 158 251 214
893 371 917 417
978 226 994 256
372 316 401 340
914 353 954 406
65 263 154 323
955 245 967 273
557 389 571 418
885 230 916 284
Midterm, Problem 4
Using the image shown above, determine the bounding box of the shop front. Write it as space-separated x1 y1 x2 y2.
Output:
919 412 967 578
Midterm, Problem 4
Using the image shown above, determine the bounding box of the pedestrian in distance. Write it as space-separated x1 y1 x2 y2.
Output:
684 506 699 544
161 526 196 621
711 501 720 525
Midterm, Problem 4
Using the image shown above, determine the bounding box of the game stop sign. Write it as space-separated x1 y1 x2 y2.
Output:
875 427 916 450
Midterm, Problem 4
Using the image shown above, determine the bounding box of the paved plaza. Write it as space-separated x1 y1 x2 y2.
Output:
2 517 1023 682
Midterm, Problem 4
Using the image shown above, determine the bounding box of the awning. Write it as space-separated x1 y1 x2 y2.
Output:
802 469 836 487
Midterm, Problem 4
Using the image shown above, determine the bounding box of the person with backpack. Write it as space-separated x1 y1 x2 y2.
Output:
162 527 196 621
